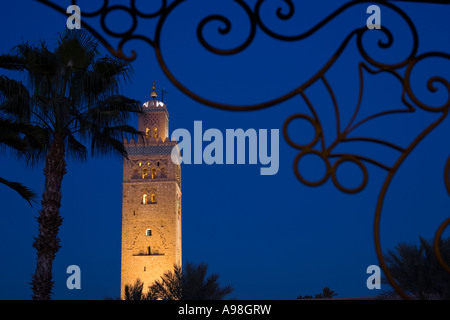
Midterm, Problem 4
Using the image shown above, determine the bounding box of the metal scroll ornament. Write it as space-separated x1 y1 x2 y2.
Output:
36 0 450 299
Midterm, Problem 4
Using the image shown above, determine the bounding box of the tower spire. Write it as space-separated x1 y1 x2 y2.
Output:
150 80 158 99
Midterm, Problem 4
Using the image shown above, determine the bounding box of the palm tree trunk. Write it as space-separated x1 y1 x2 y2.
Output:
31 135 66 300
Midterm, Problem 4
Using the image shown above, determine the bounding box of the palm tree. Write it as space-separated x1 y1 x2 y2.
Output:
0 56 47 204
382 236 450 299
182 262 233 300
320 287 338 299
148 264 183 300
296 287 338 299
0 30 141 300
123 278 147 301
124 262 234 300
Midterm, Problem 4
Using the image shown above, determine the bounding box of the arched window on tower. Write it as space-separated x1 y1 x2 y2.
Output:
154 127 158 139
145 128 150 138
142 194 148 204
142 168 148 179
150 193 156 204
152 168 157 179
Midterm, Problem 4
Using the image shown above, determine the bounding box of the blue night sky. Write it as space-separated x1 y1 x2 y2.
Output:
0 0 449 300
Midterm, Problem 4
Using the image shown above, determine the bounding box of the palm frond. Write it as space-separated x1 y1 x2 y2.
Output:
58 30 99 65
0 54 27 71
0 76 31 121
14 42 58 97
0 119 28 151
66 133 87 161
84 95 140 128
0 118 47 151
81 58 133 103
0 176 36 205
124 278 145 300
89 127 128 158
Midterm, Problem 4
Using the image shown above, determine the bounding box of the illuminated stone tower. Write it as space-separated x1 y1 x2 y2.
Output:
121 82 181 298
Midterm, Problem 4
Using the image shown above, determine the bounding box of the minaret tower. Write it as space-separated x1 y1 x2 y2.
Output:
121 82 181 298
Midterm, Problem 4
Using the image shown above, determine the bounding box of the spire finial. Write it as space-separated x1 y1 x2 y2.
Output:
150 80 158 99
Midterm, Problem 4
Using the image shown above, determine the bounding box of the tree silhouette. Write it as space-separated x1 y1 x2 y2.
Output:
320 287 338 298
297 287 338 299
0 55 48 203
0 30 141 299
147 264 183 300
382 236 450 300
124 262 234 300
123 278 147 301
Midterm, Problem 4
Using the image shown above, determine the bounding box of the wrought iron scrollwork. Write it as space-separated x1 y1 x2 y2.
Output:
36 0 450 299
